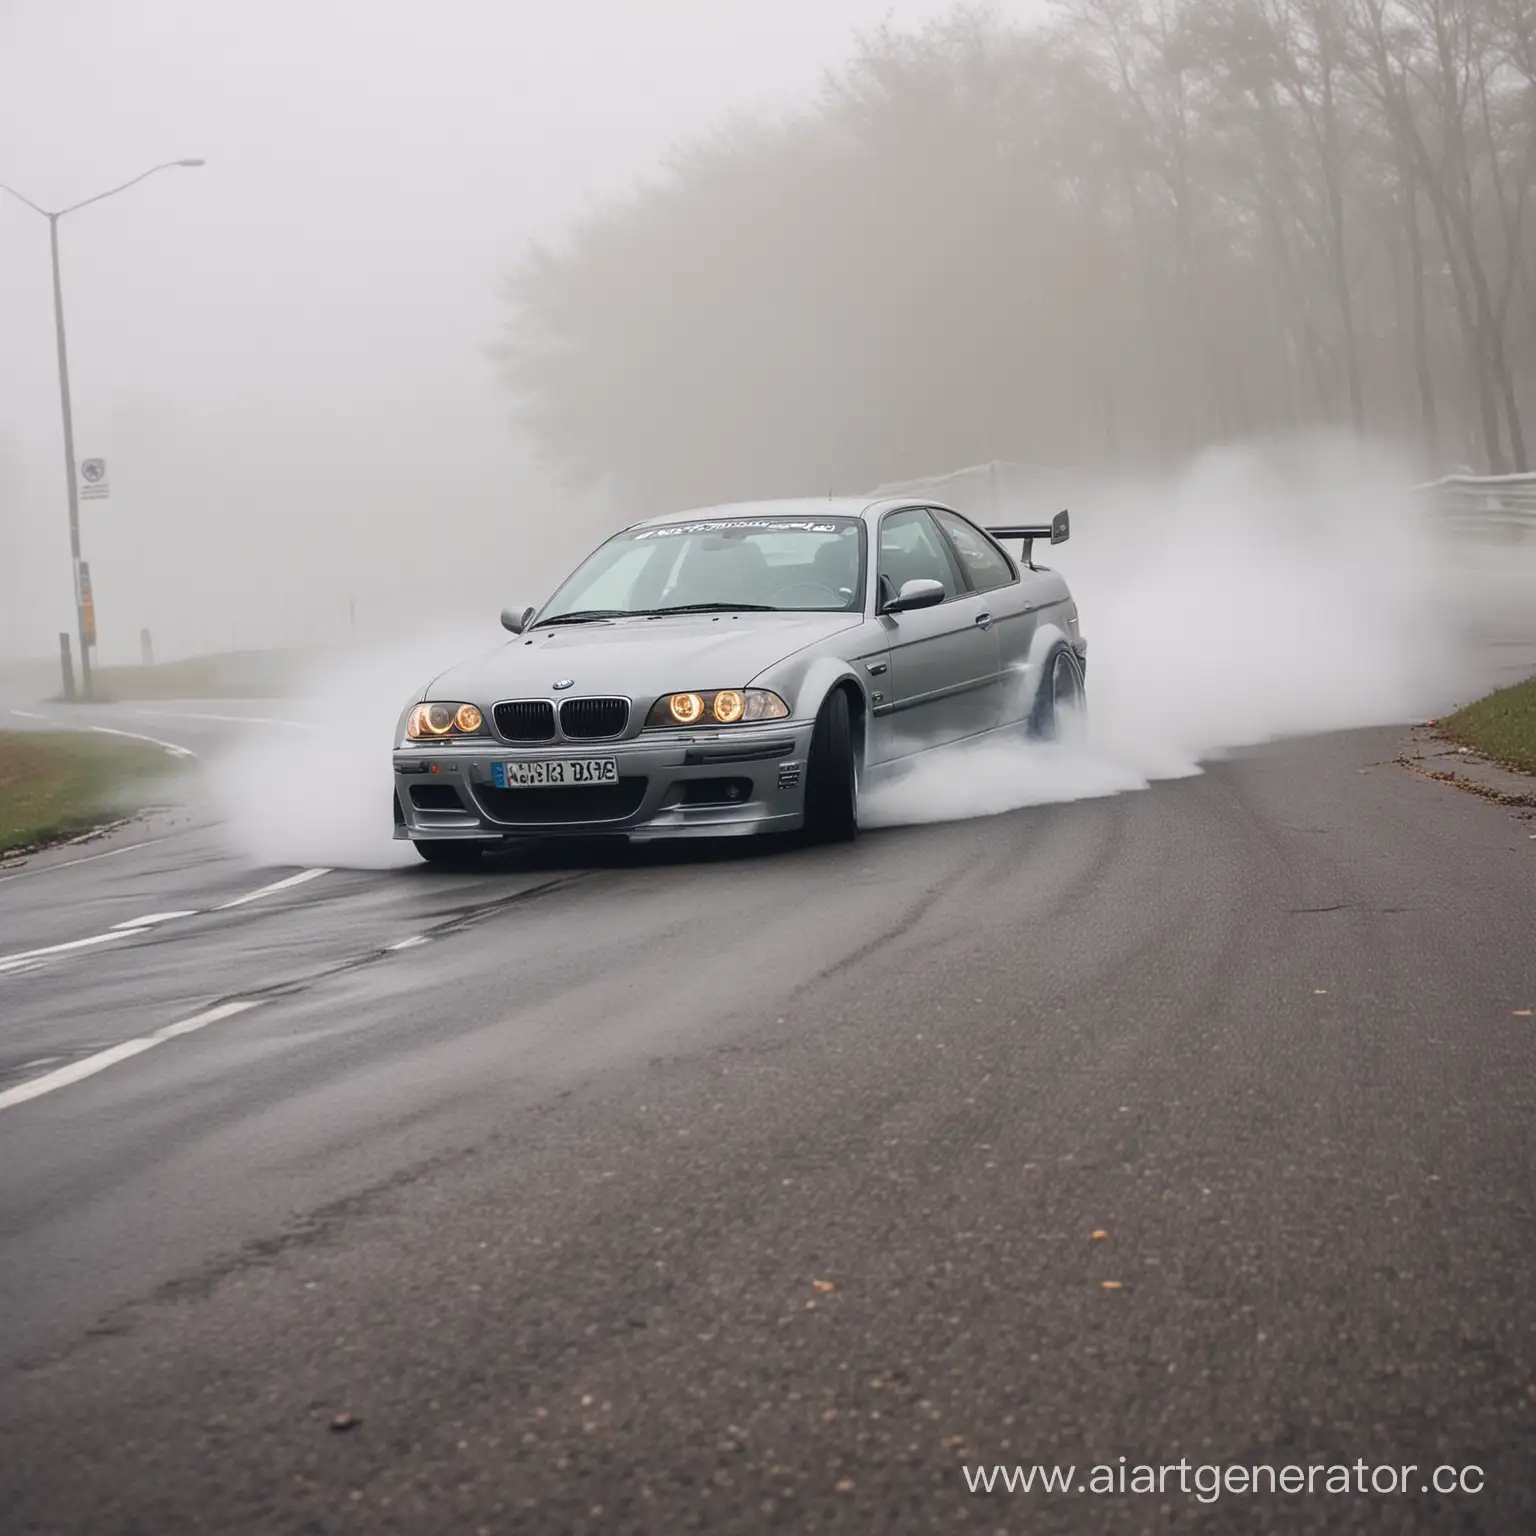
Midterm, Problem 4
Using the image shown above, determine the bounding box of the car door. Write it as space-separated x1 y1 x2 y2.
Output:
875 506 1001 755
930 506 1037 727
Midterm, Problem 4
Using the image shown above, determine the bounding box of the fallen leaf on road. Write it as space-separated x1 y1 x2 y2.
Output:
1091 1230 1108 1241
835 1478 856 1493
329 1414 360 1433
1100 1281 1124 1291
1514 1010 1532 1018
1313 989 1328 996
812 1279 837 1293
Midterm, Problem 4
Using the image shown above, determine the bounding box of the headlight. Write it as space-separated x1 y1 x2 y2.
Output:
645 689 789 728
668 691 705 725
406 701 485 739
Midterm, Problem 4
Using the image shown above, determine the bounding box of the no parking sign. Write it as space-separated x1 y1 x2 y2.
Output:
79 458 110 500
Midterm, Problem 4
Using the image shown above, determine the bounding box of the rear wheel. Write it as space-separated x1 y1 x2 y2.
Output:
802 688 859 844
414 840 484 870
1030 646 1087 741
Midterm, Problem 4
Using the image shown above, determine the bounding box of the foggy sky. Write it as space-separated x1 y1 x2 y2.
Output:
1 0 1031 664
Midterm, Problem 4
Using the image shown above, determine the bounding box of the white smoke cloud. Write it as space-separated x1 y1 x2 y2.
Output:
865 436 1515 828
207 623 499 870
207 435 1531 862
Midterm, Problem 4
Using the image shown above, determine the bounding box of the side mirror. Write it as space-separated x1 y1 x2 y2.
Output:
501 605 536 634
882 577 946 615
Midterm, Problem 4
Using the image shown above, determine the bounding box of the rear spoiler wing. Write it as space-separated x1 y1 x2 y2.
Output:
986 509 1069 564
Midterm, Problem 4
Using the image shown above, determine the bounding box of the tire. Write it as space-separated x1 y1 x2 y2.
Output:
414 840 484 870
1029 646 1087 742
802 687 859 844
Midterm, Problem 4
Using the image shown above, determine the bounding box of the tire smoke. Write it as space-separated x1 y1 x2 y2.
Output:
864 436 1528 827
209 436 1532 861
208 624 504 870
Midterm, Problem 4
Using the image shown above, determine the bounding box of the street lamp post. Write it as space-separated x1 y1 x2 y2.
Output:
0 159 203 698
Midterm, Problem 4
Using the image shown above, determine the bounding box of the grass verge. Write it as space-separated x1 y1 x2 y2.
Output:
1438 675 1536 776
0 731 186 855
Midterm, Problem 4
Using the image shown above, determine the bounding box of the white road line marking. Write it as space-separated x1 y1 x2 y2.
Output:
0 1001 259 1112
0 1038 158 1110
0 835 171 885
89 725 197 759
111 910 200 930
9 709 48 720
387 934 428 950
131 708 313 730
151 999 259 1042
0 930 132 974
217 867 330 909
1 870 328 979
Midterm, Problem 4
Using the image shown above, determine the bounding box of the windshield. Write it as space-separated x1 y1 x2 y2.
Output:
535 517 866 624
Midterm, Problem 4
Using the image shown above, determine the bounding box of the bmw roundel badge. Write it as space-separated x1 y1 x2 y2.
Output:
552 678 575 691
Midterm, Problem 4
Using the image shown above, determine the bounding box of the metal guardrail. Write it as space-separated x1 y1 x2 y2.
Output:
1420 473 1536 540
876 460 1536 543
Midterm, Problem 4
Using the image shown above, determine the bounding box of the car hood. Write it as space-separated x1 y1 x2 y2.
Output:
423 612 863 704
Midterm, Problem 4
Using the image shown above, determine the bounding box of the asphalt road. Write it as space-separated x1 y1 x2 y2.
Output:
1 696 1534 1533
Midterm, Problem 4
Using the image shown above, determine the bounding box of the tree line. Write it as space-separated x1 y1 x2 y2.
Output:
498 1 1536 510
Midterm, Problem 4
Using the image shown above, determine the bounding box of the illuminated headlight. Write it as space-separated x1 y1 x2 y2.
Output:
406 701 485 739
668 691 705 725
645 689 789 728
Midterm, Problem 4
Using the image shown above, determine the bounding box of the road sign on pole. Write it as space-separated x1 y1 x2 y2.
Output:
79 457 109 500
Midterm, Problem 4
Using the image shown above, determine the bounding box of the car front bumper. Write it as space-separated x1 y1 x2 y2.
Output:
392 722 815 843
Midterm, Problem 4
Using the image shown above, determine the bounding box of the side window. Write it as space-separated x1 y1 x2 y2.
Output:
877 508 963 602
932 508 1016 592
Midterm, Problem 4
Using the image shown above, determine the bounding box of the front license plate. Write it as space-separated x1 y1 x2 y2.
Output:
493 758 617 788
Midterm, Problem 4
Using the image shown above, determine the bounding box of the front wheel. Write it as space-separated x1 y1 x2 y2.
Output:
414 840 484 870
802 688 859 844
1029 646 1087 742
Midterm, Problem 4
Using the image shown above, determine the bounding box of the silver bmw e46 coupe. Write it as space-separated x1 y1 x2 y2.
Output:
393 497 1086 865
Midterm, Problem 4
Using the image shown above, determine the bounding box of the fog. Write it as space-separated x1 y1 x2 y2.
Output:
1 0 978 664
864 437 1472 827
213 434 1523 868
5 0 1533 858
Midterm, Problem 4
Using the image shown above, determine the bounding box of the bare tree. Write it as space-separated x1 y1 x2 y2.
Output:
1354 0 1527 469
495 0 1535 505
